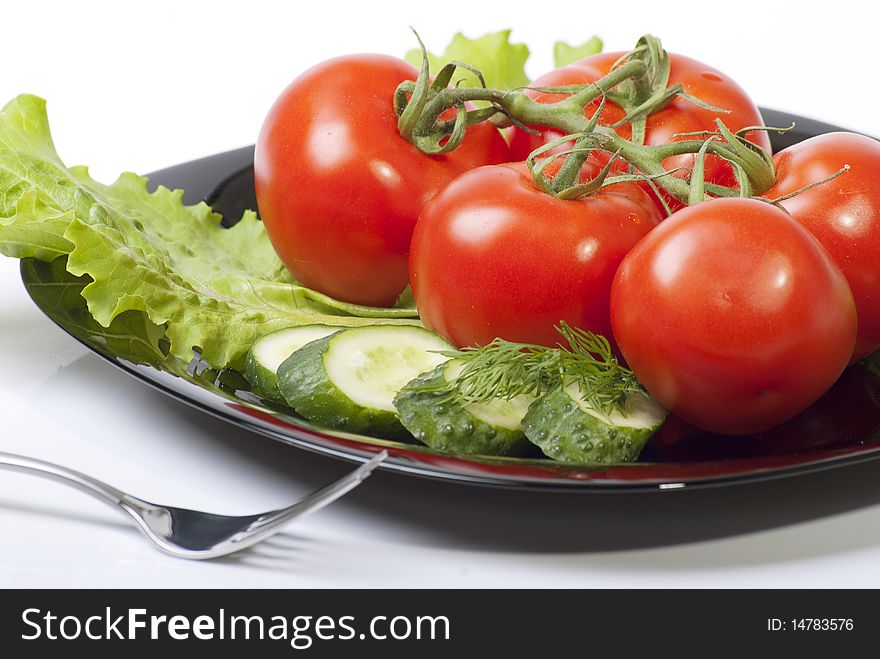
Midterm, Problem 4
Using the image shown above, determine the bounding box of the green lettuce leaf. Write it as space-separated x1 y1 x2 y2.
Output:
553 36 604 68
21 257 168 366
0 96 79 260
405 30 530 90
0 95 419 370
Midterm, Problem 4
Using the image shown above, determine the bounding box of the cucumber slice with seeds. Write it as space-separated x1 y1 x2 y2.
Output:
394 360 534 456
523 383 666 464
277 325 452 438
244 325 340 401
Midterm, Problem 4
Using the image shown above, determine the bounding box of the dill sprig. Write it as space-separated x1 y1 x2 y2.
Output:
426 322 643 414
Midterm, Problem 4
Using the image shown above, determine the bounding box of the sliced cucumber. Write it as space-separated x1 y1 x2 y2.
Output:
394 360 534 456
523 383 667 464
244 325 340 401
277 325 452 438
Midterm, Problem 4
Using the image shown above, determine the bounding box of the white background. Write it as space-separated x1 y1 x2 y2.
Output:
2 0 880 587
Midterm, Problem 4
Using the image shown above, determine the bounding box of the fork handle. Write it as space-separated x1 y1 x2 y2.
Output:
0 451 125 507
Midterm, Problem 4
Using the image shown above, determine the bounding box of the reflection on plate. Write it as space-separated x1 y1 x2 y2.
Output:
20 108 880 492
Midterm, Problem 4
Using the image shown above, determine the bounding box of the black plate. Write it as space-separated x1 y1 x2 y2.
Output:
21 108 880 492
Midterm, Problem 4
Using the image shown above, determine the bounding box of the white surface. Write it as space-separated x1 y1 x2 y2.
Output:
3 0 880 588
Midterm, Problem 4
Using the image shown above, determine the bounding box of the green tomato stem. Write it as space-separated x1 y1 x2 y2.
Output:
396 33 777 204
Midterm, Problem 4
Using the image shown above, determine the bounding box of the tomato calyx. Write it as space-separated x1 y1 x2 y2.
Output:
524 99 619 198
601 34 728 148
606 35 671 142
527 136 623 200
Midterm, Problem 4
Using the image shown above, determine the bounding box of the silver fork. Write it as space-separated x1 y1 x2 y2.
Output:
0 449 387 560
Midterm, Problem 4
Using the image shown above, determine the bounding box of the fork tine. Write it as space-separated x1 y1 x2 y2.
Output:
229 450 389 546
270 449 388 522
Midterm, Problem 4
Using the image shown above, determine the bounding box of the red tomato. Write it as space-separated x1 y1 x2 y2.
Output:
508 52 771 210
764 132 880 361
410 161 662 348
254 55 510 307
610 197 857 435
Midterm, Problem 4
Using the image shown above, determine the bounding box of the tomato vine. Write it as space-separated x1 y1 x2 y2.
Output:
395 32 779 207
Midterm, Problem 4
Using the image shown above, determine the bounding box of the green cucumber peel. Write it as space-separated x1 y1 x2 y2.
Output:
277 334 407 438
277 326 452 439
395 362 534 457
244 325 341 402
523 384 666 464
